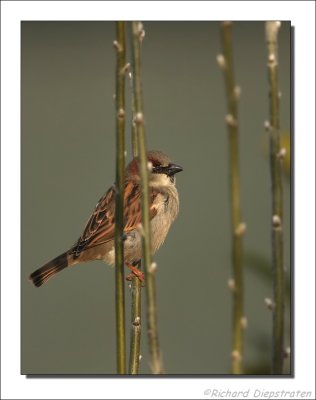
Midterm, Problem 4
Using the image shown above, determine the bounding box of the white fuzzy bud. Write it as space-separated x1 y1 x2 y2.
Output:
216 54 226 69
264 297 275 310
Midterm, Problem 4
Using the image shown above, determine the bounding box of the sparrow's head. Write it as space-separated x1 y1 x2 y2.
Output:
127 150 183 185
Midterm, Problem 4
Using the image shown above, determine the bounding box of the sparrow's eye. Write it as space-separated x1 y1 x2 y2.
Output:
152 162 167 174
149 158 162 172
151 160 161 168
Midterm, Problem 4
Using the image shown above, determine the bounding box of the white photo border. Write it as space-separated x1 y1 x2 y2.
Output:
1 1 315 399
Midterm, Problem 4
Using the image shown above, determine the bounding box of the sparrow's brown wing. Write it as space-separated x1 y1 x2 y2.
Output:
123 180 159 231
71 185 116 256
71 182 159 257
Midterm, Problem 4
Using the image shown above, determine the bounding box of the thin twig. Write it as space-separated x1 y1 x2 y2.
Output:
131 21 164 374
129 70 139 157
218 21 246 374
265 21 285 374
114 21 127 375
128 65 142 375
128 274 142 374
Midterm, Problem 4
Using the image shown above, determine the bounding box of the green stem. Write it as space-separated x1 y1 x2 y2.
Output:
218 21 245 374
128 47 142 376
128 273 142 374
131 21 163 374
265 21 284 375
130 76 139 158
114 21 127 375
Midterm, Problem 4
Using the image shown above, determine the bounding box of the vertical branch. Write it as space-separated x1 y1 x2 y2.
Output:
131 21 164 374
130 73 139 157
265 21 285 374
114 21 127 375
128 267 142 374
217 21 246 374
128 56 142 376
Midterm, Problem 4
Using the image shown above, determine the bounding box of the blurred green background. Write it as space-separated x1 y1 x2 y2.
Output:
22 21 291 374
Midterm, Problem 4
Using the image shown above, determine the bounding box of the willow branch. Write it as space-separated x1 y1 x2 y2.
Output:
114 21 127 375
128 273 142 374
128 61 142 376
218 21 246 374
131 21 163 374
265 21 285 375
130 73 139 157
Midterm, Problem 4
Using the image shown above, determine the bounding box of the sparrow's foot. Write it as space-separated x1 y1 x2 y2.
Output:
126 264 144 282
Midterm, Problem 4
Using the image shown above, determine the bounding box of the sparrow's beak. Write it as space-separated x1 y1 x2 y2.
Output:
167 163 183 176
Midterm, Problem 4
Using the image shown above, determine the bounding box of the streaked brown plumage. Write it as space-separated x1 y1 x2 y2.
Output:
29 150 182 287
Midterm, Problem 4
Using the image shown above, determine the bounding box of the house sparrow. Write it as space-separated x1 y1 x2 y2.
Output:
29 150 182 287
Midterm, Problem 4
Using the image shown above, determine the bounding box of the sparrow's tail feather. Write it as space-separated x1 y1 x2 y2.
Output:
29 252 69 287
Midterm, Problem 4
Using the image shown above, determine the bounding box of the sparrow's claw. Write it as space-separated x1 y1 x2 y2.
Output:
126 264 145 282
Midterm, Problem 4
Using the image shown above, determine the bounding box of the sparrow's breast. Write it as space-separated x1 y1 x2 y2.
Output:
107 185 179 265
150 186 179 254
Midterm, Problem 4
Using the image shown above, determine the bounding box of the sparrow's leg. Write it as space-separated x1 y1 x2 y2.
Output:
126 262 144 282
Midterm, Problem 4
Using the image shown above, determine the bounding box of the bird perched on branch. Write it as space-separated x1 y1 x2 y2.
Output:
29 150 183 287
